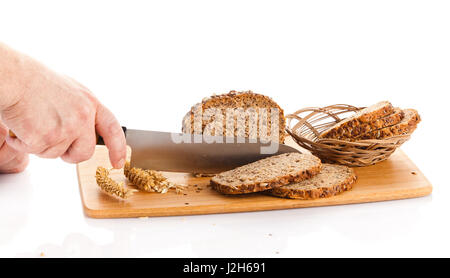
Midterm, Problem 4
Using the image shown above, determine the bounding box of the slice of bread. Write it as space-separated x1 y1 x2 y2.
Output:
268 164 356 199
326 108 405 139
319 101 394 139
357 109 420 140
210 152 322 194
182 90 287 143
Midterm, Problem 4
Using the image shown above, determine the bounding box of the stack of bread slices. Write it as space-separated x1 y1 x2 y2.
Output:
318 101 421 141
210 152 357 199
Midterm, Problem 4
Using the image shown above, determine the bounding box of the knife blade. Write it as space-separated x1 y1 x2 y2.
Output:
99 128 300 173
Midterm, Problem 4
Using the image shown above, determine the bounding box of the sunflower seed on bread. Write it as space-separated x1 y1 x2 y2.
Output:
268 164 356 199
210 152 322 194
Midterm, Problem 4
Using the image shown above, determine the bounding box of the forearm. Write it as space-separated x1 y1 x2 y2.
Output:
0 43 33 111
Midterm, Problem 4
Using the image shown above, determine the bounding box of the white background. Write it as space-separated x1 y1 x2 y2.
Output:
0 0 449 257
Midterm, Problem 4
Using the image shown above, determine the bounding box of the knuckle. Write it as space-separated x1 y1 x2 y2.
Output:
75 146 95 163
77 103 94 122
83 91 98 105
42 132 60 146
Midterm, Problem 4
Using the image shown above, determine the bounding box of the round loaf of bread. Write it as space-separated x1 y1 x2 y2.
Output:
268 164 356 199
210 152 322 194
182 90 286 143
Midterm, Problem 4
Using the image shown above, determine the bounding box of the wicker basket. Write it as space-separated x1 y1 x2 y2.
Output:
286 104 412 167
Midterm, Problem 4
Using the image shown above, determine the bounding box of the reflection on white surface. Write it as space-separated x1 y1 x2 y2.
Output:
10 196 435 257
0 171 32 245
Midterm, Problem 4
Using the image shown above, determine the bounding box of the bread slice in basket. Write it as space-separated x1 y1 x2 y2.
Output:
210 152 322 194
267 164 356 199
319 101 394 139
330 108 405 139
357 109 421 140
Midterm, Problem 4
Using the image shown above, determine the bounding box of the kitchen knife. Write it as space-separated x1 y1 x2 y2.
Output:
10 128 300 173
99 127 300 173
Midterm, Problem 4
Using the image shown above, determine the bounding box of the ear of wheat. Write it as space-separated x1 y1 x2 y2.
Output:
95 166 137 199
124 162 184 194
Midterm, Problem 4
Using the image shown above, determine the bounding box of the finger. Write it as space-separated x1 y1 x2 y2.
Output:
61 132 96 164
0 153 29 174
5 135 28 152
0 122 7 140
5 135 46 154
0 141 20 165
95 105 126 168
36 139 73 159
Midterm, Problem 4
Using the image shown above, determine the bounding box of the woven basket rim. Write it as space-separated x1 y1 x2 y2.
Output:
285 127 411 146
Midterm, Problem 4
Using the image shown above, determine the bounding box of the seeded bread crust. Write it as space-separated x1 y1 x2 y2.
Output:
210 153 322 195
182 90 287 143
325 108 405 140
268 164 356 199
319 101 394 139
357 109 420 140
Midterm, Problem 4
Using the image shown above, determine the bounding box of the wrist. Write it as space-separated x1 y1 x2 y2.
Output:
0 44 32 111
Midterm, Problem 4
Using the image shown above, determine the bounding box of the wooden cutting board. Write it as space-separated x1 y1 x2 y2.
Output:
77 145 432 218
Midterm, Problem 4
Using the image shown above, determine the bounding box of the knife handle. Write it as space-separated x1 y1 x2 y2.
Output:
96 126 127 145
8 127 127 145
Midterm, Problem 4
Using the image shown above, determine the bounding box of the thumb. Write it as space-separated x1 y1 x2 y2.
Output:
0 122 7 141
95 104 126 168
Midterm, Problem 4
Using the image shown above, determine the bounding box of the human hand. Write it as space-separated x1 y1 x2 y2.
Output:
0 121 29 173
0 57 126 168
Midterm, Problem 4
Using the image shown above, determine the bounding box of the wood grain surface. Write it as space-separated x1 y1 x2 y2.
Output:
77 144 432 218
